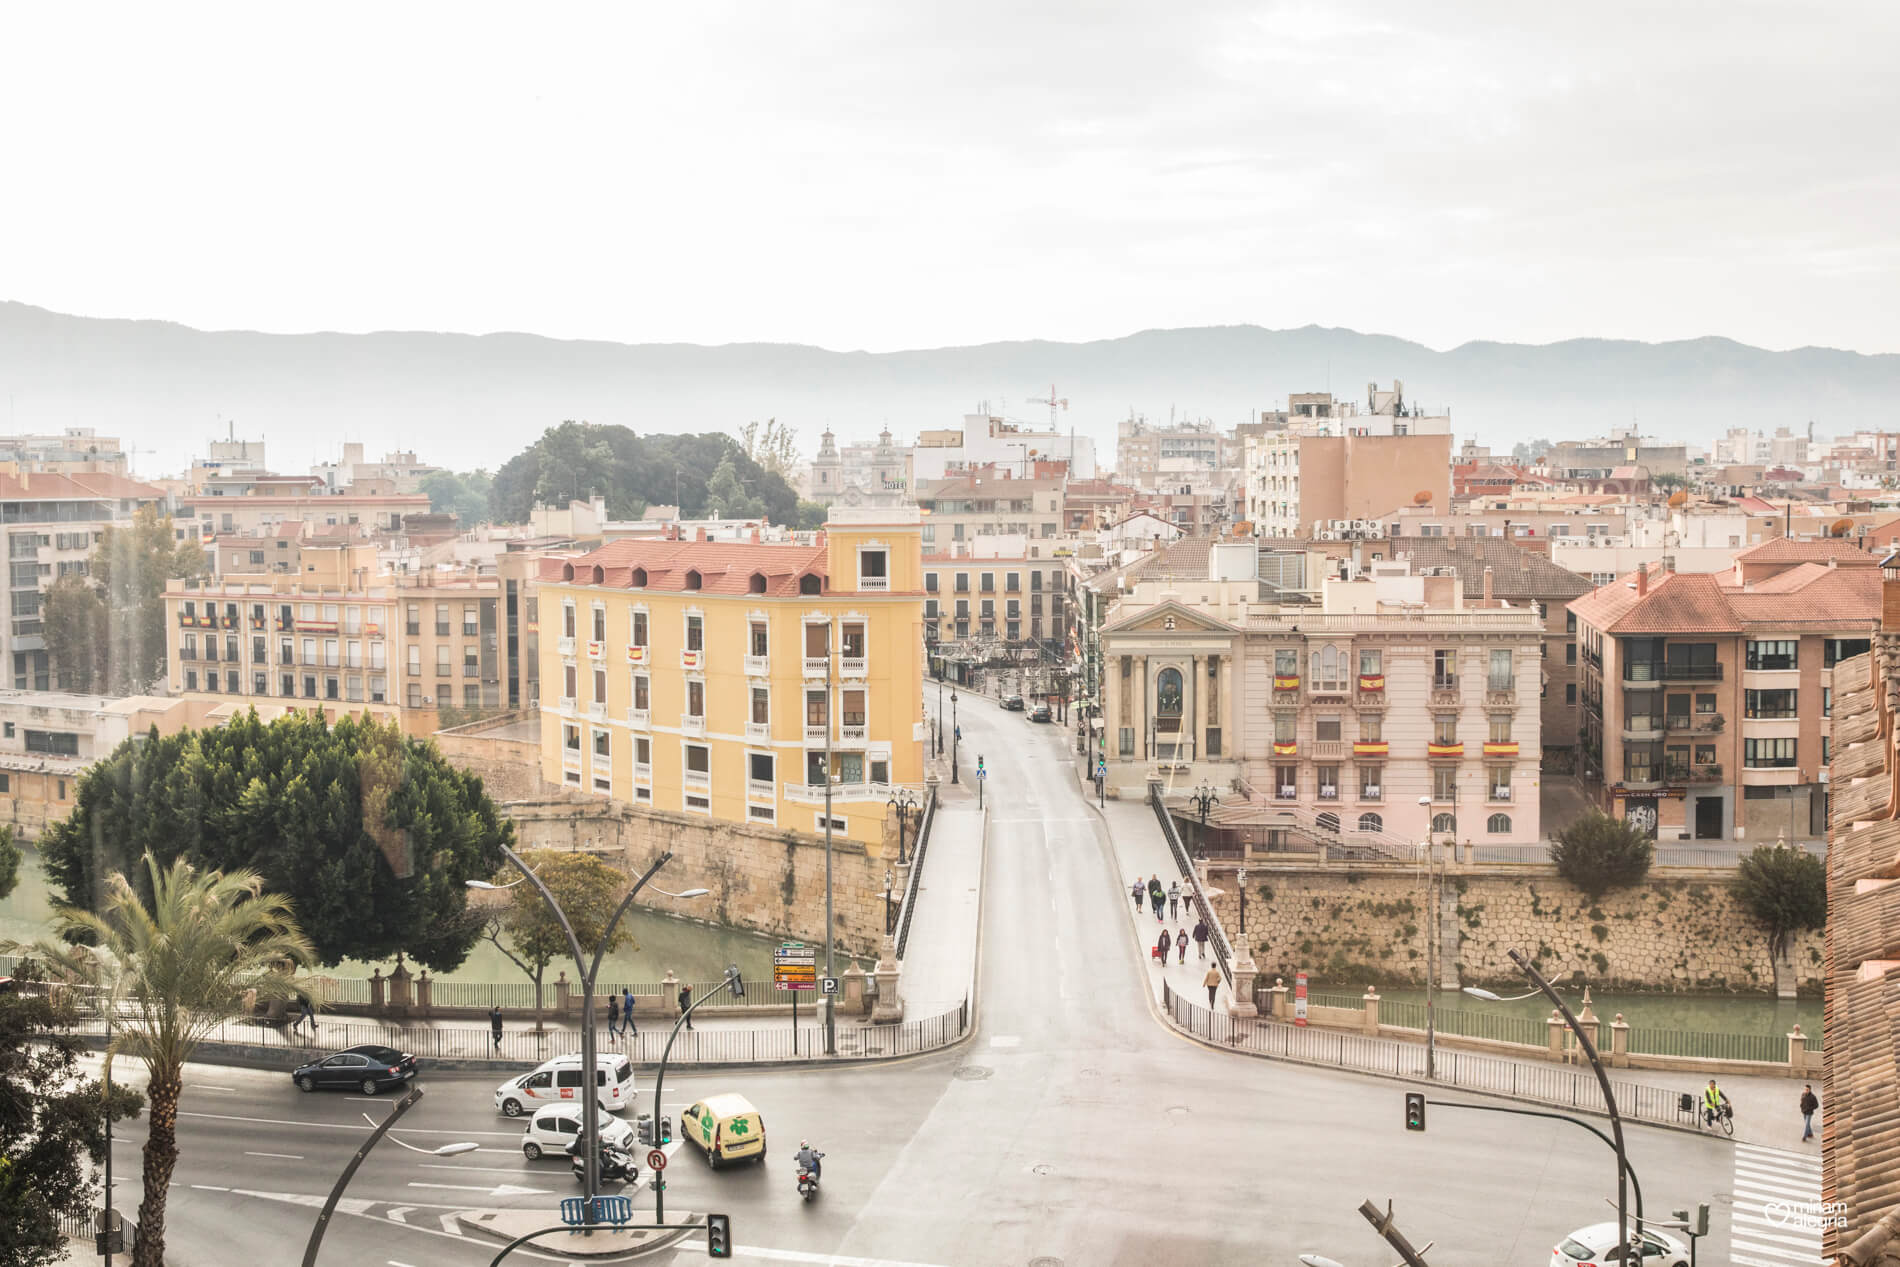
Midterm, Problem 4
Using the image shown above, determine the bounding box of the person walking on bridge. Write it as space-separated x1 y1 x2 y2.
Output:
1203 964 1222 1009
1175 928 1188 964
1168 880 1181 922
1131 878 1144 912
1193 918 1209 960
1148 875 1165 922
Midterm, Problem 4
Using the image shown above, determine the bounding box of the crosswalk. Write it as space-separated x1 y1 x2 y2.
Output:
1731 1142 1828 1267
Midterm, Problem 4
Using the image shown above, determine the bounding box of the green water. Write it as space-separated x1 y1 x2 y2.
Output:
1313 984 1821 1040
0 847 841 988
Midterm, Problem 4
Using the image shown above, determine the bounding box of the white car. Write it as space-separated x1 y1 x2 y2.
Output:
493 1053 636 1116
520 1104 637 1161
1553 1223 1690 1267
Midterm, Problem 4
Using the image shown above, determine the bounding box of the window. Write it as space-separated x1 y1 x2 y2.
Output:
465 645 480 677
1006 572 1019 592
1274 766 1298 798
1744 738 1797 768
841 623 865 659
925 573 938 592
1358 649 1381 677
184 669 198 692
590 606 605 643
593 728 610 757
283 673 296 697
1315 715 1341 742
684 744 710 775
1433 714 1457 744
1273 712 1296 743
1696 692 1717 714
1433 649 1457 688
954 572 968 593
749 621 768 657
1488 716 1512 744
634 736 651 770
435 604 450 637
1489 649 1514 690
254 671 269 694
1274 648 1298 678
1358 716 1381 742
408 603 423 636
1119 727 1134 757
687 679 705 719
1489 766 1512 800
859 548 888 587
1825 637 1871 668
841 688 866 728
979 573 994 593
631 610 648 647
1357 813 1383 833
1359 765 1382 799
563 663 577 700
1625 747 1656 783
563 723 581 751
1823 735 1832 765
685 614 703 652
751 686 770 725
1432 766 1457 801
1744 689 1797 719
435 646 451 676
806 689 828 728
1823 686 1832 718
1487 813 1512 834
370 675 386 703
1565 683 1577 705
1431 812 1456 834
1745 639 1797 671
594 668 608 704
1565 643 1577 665
634 673 650 710
1310 646 1347 692
749 751 774 785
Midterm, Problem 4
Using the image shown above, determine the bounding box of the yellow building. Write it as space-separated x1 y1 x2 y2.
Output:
535 510 925 845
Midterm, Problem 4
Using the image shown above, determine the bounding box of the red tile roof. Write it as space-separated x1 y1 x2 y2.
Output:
537 538 828 596
0 471 168 501
1569 564 1882 635
1733 537 1878 566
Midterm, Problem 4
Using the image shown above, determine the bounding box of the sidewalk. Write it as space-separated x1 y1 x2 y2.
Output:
895 778 984 1018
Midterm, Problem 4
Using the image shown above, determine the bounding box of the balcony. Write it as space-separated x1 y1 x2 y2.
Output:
1429 680 1460 707
557 636 576 657
1621 719 1666 742
839 724 868 744
859 576 889 592
681 714 706 736
803 656 830 679
684 768 711 790
839 656 868 678
634 762 653 782
1661 663 1723 681
1357 674 1385 695
588 702 607 721
1481 741 1520 757
1316 786 1340 802
804 724 829 744
680 649 705 670
1352 741 1388 757
1485 683 1515 707
747 779 775 801
1359 785 1383 802
1273 784 1298 801
1620 663 1662 688
1488 787 1514 803
1271 741 1297 758
745 721 770 741
1620 775 1663 792
561 748 582 772
558 696 577 715
744 654 769 677
586 640 604 660
1426 741 1464 757
625 644 648 667
1272 674 1301 694
626 707 649 728
1310 740 1345 760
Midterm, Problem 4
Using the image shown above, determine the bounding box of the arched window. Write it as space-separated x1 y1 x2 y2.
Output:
1357 813 1383 833
560 562 575 581
1154 667 1184 718
1487 813 1512 834
590 565 605 585
799 574 822 595
630 567 647 588
1316 811 1340 833
748 572 767 594
1431 813 1456 834
684 569 702 591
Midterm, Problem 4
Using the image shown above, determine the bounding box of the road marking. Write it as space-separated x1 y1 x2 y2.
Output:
180 1110 523 1138
189 1185 231 1193
388 1261 418 1266
1731 1144 1825 1267
729 1247 949 1266
438 1213 462 1237
188 1084 236 1092
243 1151 304 1160
417 1162 537 1177
410 1181 550 1197
387 1207 413 1224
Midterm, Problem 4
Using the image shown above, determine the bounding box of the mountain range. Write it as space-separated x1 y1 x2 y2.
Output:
3 300 1896 478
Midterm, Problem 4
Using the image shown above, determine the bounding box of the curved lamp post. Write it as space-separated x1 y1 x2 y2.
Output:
467 848 705 1234
888 788 919 865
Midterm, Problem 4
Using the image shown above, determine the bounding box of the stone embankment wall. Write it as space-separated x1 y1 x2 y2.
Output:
506 796 899 958
433 717 548 802
1204 862 1823 994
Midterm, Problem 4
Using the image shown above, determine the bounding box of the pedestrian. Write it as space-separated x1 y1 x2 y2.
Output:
1203 964 1221 1009
1175 928 1188 964
622 986 636 1043
1193 919 1209 959
488 1004 503 1052
1131 878 1144 912
1800 1083 1819 1142
1154 929 1171 965
607 990 621 1039
1148 875 1165 922
1168 880 1181 922
679 983 693 1030
297 993 315 1042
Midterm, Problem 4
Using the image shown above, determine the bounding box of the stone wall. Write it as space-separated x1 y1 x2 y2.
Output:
1206 861 1824 994
506 796 900 958
433 716 549 802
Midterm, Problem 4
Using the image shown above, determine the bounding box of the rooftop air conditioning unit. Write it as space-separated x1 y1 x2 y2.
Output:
1319 531 1336 541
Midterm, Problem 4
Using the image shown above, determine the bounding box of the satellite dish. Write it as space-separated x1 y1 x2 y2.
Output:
1667 490 1688 508
1412 491 1432 505
1831 518 1855 536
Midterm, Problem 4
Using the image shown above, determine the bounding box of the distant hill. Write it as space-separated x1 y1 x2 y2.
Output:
3 300 1896 477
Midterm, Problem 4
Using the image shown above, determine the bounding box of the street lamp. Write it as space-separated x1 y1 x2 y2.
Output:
935 675 943 757
951 689 960 783
1463 986 1550 1003
1417 795 1439 1081
651 967 742 1224
1235 865 1247 956
303 1086 432 1266
888 788 919 865
1189 782 1220 861
883 868 895 936
466 848 703 1234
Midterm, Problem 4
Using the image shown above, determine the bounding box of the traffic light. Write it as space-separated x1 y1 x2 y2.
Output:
659 1114 672 1145
1404 1092 1426 1132
637 1115 654 1146
1695 1203 1710 1237
706 1212 732 1258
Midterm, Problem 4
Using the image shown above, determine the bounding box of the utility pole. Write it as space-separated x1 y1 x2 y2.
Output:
823 624 836 1057
1357 1199 1434 1267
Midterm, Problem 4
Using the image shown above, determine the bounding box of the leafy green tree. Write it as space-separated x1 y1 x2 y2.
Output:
39 711 510 971
419 469 495 526
481 850 635 1029
41 574 109 692
488 422 800 525
24 854 311 1267
1650 471 1688 492
1732 843 1826 964
1547 810 1654 900
0 826 18 903
0 966 145 1267
41 507 206 694
741 417 798 480
794 500 829 530
703 453 763 519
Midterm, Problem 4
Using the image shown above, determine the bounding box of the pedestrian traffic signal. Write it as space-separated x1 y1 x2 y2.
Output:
706 1212 732 1258
1404 1092 1426 1132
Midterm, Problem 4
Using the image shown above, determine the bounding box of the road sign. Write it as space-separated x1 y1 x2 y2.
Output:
775 941 817 992
648 1148 668 1171
1294 971 1309 1027
821 976 840 995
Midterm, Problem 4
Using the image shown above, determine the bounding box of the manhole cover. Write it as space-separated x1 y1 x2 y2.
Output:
1031 1163 1052 1176
954 1065 994 1081
1166 1105 1191 1117
1030 1258 1063 1267
1077 1068 1101 1079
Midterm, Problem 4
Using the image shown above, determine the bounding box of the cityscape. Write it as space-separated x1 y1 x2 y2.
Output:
0 6 1893 1267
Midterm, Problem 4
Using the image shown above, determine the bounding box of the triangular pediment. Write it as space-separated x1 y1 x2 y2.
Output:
1104 599 1236 635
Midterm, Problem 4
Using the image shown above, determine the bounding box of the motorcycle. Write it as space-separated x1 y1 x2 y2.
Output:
796 1151 825 1202
571 1143 640 1186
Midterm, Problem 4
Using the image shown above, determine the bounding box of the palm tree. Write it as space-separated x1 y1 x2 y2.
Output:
25 854 312 1267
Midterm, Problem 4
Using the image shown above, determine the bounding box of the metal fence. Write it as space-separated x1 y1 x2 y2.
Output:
1467 841 1828 868
1378 1000 1556 1049
1161 982 1685 1126
894 785 938 960
1626 1026 1787 1064
425 979 542 1010
1150 785 1232 990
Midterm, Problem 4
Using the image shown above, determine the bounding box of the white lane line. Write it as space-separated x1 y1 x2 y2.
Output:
416 1162 538 1177
1728 1221 1832 1251
243 1151 304 1160
189 1184 231 1193
188 1084 236 1092
1734 1256 1812 1267
1734 1162 1821 1186
729 1248 949 1267
387 1207 413 1224
388 1261 418 1266
1734 1158 1823 1180
181 1110 523 1138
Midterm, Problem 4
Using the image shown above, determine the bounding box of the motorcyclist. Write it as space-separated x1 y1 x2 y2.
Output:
795 1139 823 1183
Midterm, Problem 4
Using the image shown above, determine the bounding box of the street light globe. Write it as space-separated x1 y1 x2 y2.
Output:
434 1141 479 1156
1463 986 1503 1002
465 879 503 890
675 888 710 899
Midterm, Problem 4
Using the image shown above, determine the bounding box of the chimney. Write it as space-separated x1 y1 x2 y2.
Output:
1482 566 1494 605
695 527 707 543
1636 562 1649 597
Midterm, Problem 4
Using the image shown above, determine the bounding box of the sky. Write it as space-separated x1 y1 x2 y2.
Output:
2 2 1895 355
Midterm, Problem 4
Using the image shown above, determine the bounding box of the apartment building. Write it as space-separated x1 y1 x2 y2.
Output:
1114 417 1237 491
0 428 129 476
1098 548 1544 844
912 413 1099 482
534 510 925 847
311 443 442 494
1246 429 1454 539
913 472 1066 550
0 691 202 839
185 489 428 540
2 471 172 691
1570 539 1880 842
921 550 1070 650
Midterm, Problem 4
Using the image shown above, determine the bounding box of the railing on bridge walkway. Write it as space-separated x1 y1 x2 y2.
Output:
1149 784 1233 990
894 784 939 961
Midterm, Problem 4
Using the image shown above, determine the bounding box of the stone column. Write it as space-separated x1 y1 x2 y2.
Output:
661 970 679 1021
1362 987 1381 1036
842 963 867 1017
1577 988 1599 1059
1547 1010 1567 1062
1787 1024 1807 1078
1134 656 1148 761
554 970 571 1019
369 968 385 1015
1191 653 1204 765
416 970 432 1018
1266 977 1288 1021
1609 1013 1630 1068
872 936 904 1024
387 955 412 1019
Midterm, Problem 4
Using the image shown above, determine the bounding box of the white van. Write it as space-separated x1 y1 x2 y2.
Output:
494 1052 637 1116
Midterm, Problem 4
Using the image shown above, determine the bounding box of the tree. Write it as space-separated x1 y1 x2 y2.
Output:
741 418 798 480
794 500 829 531
1547 811 1654 900
481 850 635 1030
419 470 495 526
0 826 18 903
0 965 145 1267
703 453 762 519
1732 843 1826 965
39 711 511 971
1650 471 1688 492
24 854 311 1267
487 422 801 525
42 507 206 695
41 575 108 692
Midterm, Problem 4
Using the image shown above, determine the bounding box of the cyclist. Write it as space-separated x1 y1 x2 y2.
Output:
1702 1078 1732 1127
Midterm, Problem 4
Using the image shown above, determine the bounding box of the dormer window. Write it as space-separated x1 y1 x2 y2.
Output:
684 569 702 591
799 574 822 595
749 572 767 594
631 567 647 588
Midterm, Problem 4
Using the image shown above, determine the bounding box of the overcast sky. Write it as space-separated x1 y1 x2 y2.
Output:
3 2 1894 355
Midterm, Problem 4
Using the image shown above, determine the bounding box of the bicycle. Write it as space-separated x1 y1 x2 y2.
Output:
1701 1101 1735 1136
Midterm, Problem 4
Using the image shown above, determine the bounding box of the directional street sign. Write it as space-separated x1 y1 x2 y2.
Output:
648 1148 668 1171
774 941 817 991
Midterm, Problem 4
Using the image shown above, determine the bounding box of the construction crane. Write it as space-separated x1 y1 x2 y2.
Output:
1028 384 1068 430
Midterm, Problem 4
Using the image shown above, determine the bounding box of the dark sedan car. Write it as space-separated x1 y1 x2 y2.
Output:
1029 704 1052 722
293 1044 418 1095
1001 694 1025 711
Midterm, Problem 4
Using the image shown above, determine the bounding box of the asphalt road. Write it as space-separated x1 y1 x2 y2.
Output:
112 698 1742 1266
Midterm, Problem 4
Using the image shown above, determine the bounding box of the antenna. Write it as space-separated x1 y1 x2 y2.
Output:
1027 383 1068 431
